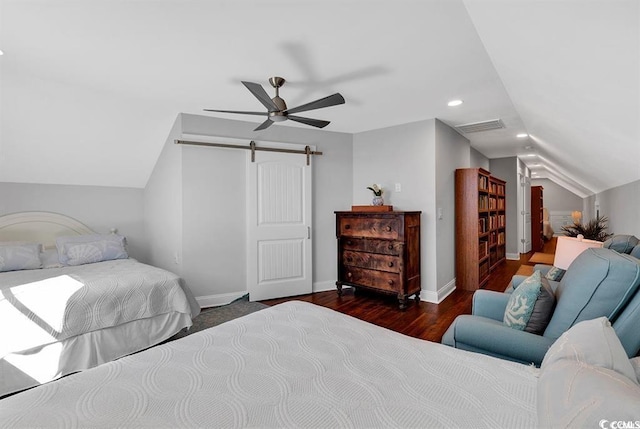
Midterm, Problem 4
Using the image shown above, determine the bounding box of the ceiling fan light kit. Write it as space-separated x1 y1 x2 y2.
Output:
205 76 345 131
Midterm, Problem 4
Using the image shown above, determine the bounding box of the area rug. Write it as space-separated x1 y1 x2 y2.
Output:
528 252 555 265
169 294 269 341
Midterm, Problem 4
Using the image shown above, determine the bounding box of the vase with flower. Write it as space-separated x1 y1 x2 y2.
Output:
367 184 384 206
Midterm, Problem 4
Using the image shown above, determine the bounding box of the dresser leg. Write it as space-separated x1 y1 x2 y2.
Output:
398 296 408 310
414 291 421 302
336 282 343 296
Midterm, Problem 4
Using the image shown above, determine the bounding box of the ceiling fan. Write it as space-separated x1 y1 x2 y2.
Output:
204 76 345 131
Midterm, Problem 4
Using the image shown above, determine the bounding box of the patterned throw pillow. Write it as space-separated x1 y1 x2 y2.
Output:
545 266 565 281
0 242 43 272
56 234 128 266
504 271 542 330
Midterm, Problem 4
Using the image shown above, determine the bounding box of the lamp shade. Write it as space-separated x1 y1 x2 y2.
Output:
553 235 603 270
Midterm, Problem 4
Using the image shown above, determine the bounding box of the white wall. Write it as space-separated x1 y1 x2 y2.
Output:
0 182 146 260
143 115 184 276
470 147 490 170
435 120 470 296
594 179 640 237
177 114 353 306
531 178 583 212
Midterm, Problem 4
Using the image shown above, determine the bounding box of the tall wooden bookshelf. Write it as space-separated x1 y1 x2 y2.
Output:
455 168 507 291
531 186 544 252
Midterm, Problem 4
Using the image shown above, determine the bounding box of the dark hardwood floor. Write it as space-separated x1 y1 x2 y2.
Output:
261 238 557 343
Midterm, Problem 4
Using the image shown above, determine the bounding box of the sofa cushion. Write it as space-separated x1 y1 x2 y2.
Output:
603 234 639 254
630 244 640 259
543 248 640 340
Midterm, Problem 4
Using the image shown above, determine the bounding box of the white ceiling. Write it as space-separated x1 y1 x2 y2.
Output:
1 0 638 196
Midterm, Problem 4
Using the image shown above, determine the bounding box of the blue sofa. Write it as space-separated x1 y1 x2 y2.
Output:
442 247 640 366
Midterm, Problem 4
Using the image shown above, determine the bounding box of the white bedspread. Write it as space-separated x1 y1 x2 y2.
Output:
0 301 538 428
1 259 200 396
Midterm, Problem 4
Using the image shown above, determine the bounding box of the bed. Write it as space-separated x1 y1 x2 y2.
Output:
0 300 538 427
0 211 200 397
2 301 638 427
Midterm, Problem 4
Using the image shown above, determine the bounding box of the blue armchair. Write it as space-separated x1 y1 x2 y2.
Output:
442 248 640 366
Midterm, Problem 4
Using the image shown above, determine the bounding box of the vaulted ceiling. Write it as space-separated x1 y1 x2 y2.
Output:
1 0 638 197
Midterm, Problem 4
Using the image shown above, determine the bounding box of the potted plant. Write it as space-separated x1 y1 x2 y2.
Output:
367 184 384 206
560 215 613 242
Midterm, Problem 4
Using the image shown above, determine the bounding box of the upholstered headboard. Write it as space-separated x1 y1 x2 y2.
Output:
0 211 96 249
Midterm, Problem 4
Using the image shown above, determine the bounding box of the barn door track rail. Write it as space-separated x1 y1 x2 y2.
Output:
174 139 322 165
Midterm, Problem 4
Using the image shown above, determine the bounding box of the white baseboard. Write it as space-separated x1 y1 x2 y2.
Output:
196 291 247 308
313 280 338 293
196 281 337 308
506 252 520 260
421 278 456 304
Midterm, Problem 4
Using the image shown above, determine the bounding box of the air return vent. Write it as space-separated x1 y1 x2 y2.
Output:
455 119 505 133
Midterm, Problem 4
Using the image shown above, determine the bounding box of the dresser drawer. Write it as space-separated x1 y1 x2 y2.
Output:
341 237 402 256
342 250 401 273
341 266 400 293
339 217 399 239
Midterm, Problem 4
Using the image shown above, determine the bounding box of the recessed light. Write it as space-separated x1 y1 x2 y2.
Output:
0 50 3 56
517 133 529 138
447 99 463 107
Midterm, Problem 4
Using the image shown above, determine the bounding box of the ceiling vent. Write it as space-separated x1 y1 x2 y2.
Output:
455 119 505 133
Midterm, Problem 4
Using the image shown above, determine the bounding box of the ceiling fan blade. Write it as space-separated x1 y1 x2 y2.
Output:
242 81 279 111
288 115 330 129
203 109 268 116
286 93 345 115
254 118 274 131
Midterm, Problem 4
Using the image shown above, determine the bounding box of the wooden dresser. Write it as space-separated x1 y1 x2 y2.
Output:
335 211 421 309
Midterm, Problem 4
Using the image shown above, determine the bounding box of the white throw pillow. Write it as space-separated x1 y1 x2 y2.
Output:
538 359 640 428
541 317 637 382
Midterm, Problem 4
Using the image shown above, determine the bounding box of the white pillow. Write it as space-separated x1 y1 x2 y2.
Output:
40 248 64 269
538 317 640 428
56 234 128 266
0 242 42 272
538 359 640 428
631 357 640 384
541 317 637 382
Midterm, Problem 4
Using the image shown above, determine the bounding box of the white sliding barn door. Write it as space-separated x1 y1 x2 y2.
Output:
246 146 312 301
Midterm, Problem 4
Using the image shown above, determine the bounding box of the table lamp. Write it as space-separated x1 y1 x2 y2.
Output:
553 234 603 270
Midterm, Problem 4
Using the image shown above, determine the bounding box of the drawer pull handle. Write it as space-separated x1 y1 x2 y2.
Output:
345 224 351 230
388 262 394 267
346 257 353 262
385 226 392 232
388 244 394 250
347 272 352 278
388 279 394 285
347 240 353 245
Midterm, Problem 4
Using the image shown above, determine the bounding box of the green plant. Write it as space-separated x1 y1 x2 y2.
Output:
560 215 613 242
366 184 383 196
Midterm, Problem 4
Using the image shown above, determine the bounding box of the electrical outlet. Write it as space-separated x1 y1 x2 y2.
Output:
395 183 402 192
174 252 180 264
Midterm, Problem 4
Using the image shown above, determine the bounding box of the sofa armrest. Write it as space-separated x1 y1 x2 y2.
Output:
443 315 555 366
472 290 510 321
507 275 529 292
534 264 553 276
